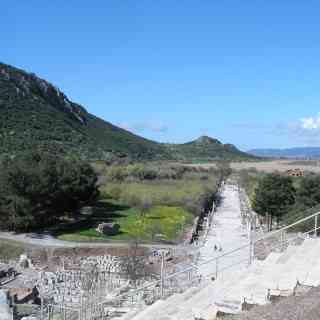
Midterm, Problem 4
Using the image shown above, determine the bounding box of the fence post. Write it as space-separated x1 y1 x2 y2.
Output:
315 214 318 237
40 297 44 320
160 252 165 298
47 305 51 320
215 258 219 279
248 217 254 265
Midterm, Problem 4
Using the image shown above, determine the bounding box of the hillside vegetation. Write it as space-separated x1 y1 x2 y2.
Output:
0 63 170 161
0 62 254 162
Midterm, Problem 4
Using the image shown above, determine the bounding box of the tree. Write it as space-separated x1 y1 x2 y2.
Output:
296 175 320 208
252 173 296 230
280 174 320 230
0 151 99 231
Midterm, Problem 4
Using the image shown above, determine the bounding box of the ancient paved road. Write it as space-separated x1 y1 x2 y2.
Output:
198 183 250 278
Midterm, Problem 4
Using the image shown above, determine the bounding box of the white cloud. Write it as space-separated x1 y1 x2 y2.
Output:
232 115 320 147
300 114 320 130
118 121 168 134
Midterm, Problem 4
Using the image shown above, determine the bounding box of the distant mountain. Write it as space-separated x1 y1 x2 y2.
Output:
0 62 254 161
166 136 255 161
248 147 320 159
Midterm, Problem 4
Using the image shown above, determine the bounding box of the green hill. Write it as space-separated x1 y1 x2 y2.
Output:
166 136 254 161
0 62 254 161
0 62 170 160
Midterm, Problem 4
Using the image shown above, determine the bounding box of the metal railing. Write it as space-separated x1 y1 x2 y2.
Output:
43 186 320 319
257 210 320 242
104 204 320 310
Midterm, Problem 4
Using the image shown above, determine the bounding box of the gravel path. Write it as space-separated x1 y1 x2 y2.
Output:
0 231 190 250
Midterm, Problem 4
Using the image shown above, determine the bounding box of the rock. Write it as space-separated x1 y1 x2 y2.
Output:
18 254 34 269
96 223 120 236
80 206 93 216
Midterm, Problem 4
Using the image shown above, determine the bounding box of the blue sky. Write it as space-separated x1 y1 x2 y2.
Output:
2 1 320 150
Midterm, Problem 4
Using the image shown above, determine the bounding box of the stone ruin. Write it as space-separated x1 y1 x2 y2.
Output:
18 254 35 270
96 223 120 236
35 254 132 319
0 265 17 285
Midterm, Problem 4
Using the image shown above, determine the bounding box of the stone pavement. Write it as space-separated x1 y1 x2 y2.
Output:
198 184 250 279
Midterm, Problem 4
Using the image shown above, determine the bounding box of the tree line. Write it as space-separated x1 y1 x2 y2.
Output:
103 162 231 183
252 173 320 230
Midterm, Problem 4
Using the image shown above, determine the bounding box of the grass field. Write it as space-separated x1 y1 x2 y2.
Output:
0 239 26 260
57 169 218 244
57 199 193 243
103 179 217 208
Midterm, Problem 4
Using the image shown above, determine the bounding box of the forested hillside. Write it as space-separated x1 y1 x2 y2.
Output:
0 62 254 162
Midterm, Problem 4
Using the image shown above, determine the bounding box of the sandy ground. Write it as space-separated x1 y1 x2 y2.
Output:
188 160 320 173
231 160 320 173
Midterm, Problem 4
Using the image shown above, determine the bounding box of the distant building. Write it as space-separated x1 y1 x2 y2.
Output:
287 168 304 177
